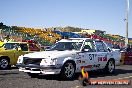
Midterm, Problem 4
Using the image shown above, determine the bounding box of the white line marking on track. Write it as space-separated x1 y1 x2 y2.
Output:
114 75 132 80
71 85 81 88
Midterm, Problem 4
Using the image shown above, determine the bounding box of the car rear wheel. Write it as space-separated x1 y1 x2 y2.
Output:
60 61 75 80
0 58 10 70
105 59 115 74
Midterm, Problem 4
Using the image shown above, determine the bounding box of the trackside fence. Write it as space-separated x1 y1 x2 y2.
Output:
120 52 132 65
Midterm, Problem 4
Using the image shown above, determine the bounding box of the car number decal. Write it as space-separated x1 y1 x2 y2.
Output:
76 60 85 64
89 54 96 60
98 57 107 62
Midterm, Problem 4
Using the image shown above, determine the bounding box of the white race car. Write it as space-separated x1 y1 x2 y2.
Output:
17 38 120 80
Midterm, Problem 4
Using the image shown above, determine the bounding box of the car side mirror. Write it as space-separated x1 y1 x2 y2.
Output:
107 48 111 52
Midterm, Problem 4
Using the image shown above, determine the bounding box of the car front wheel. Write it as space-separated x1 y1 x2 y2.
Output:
60 61 75 80
0 58 10 70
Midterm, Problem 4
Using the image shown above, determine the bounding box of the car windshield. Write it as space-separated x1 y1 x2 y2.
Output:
49 42 83 51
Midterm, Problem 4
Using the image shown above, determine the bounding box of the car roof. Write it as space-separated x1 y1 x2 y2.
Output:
5 42 28 44
69 38 90 40
59 38 102 42
69 38 102 41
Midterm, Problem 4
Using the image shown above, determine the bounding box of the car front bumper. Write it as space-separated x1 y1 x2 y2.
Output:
16 64 62 75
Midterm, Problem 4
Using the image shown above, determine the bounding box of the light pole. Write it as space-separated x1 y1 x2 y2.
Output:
125 0 129 47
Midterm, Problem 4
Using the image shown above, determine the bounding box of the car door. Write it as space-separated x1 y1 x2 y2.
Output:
94 41 108 69
3 43 19 65
4 49 17 65
78 40 97 71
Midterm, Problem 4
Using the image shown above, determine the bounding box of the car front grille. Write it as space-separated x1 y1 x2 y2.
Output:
25 68 41 71
23 57 42 65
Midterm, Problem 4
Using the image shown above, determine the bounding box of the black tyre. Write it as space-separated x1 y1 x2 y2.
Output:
105 59 115 74
60 61 75 80
0 58 10 70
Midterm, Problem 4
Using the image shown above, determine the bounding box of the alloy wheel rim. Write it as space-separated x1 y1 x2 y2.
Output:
108 61 114 73
64 63 75 78
0 59 8 69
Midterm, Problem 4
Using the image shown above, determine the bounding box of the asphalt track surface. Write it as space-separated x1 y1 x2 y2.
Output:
0 65 132 88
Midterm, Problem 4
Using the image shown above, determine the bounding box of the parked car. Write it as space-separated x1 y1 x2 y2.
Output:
0 41 4 46
0 42 41 69
17 38 120 80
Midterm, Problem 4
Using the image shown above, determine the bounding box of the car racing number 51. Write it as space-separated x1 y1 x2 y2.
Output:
89 54 96 60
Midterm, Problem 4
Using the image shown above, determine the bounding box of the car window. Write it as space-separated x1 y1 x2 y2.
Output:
95 41 108 52
49 42 83 51
83 41 96 52
19 44 28 51
3 43 19 50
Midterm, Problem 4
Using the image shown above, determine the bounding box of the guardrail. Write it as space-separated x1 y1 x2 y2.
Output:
120 52 132 65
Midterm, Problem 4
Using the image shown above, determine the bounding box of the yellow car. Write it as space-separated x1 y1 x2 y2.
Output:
0 42 41 69
0 41 4 46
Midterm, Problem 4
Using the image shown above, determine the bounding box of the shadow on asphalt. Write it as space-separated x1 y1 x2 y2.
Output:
0 66 18 70
9 66 19 70
88 69 132 78
0 72 19 76
36 68 132 81
1 65 132 81
0 66 19 76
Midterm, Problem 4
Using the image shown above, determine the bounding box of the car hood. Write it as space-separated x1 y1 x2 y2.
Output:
22 50 79 58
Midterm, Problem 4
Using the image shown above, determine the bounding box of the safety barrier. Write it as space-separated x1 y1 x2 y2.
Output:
120 52 132 65
124 52 132 65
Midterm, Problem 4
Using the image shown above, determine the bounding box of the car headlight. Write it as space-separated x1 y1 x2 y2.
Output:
51 58 57 62
17 55 23 63
51 58 58 65
40 58 58 65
